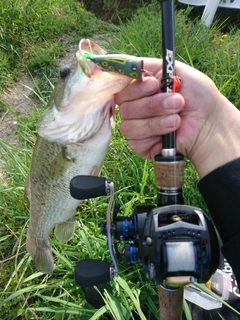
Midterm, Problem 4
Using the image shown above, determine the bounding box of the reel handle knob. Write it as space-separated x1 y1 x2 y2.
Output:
70 175 107 200
85 284 105 309
74 259 111 287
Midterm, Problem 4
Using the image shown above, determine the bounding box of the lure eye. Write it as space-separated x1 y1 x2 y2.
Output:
131 65 138 72
60 67 70 79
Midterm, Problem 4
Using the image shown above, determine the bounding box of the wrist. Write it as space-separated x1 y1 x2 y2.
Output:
190 94 240 178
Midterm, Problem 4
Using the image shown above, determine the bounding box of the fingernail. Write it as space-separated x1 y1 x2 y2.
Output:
141 78 159 94
163 94 180 110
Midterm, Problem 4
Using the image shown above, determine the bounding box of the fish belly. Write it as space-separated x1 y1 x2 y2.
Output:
26 116 111 274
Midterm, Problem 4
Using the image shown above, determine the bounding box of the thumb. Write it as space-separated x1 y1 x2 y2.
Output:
115 77 159 105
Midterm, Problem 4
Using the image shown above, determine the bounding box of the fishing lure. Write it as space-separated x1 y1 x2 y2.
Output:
83 51 143 80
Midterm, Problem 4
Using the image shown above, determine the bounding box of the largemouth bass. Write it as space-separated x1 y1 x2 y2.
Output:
25 39 138 274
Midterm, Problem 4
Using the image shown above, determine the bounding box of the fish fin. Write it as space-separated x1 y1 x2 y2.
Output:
26 230 54 275
50 146 75 179
24 173 30 199
54 215 76 243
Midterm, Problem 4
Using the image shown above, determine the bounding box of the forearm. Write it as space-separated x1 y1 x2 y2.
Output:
198 158 240 285
189 93 240 178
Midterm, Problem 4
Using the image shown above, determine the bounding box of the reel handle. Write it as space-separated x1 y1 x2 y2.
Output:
70 176 117 288
74 259 112 287
70 175 108 200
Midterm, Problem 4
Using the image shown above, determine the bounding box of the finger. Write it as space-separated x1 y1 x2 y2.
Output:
115 76 160 105
115 58 163 105
127 136 162 160
140 58 163 81
120 114 181 140
120 92 184 120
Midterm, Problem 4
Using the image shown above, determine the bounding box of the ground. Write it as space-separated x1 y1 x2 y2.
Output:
0 43 77 149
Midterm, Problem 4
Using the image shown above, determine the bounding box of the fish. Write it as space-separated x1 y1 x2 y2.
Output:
25 39 136 274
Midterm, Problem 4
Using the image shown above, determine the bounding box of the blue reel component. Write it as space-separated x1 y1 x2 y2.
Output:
108 204 219 286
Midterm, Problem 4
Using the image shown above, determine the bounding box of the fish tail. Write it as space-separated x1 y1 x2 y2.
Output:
26 230 54 275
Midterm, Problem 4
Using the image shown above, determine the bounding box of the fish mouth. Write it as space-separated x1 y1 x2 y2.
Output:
79 38 106 56
77 39 107 77
36 38 131 145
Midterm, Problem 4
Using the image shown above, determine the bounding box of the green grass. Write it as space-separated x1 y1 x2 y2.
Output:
109 2 240 107
1 1 240 319
0 0 112 94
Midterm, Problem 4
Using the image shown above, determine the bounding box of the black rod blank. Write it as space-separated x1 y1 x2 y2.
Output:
161 0 176 151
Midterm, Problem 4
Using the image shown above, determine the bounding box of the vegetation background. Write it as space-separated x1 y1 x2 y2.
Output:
0 0 240 319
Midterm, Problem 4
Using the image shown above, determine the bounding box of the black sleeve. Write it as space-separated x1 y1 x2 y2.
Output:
198 157 240 286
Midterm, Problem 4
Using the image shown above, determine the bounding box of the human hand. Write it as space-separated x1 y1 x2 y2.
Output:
115 59 240 177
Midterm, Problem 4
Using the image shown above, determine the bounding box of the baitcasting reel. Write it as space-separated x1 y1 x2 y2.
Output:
70 175 219 288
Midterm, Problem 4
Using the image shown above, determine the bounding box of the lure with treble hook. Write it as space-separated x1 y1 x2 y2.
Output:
82 51 144 80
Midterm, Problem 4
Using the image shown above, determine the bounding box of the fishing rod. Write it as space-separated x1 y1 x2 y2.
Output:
69 1 220 318
156 1 219 318
156 0 189 318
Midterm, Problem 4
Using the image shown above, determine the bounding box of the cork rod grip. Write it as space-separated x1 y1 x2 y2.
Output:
154 160 185 189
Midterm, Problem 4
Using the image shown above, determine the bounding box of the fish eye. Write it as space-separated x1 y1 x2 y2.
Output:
60 67 70 79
